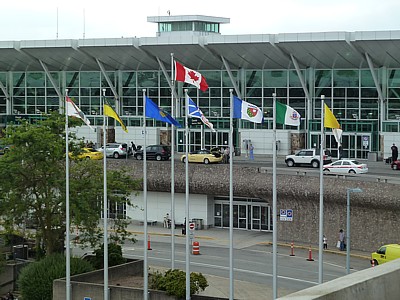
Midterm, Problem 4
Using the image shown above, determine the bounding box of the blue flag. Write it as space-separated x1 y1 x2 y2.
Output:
188 98 215 132
145 97 182 127
233 96 263 123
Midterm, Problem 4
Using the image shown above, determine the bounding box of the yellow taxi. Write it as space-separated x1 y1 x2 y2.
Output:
181 148 223 164
69 147 104 160
371 244 400 265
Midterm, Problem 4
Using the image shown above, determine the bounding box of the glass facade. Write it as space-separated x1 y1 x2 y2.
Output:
158 21 219 33
1 67 400 151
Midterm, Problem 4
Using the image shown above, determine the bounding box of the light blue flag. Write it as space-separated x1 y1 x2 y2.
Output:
145 97 182 127
188 98 215 132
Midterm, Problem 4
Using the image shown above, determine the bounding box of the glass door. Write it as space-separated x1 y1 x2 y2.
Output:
252 205 261 230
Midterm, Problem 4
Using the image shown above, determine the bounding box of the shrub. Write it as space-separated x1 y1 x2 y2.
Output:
149 269 208 298
91 243 127 269
18 253 94 300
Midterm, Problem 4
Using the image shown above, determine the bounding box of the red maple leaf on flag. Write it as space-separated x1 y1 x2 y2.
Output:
188 70 199 82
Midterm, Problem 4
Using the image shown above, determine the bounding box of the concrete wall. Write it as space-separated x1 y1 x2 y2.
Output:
54 260 228 300
277 258 400 299
108 159 400 253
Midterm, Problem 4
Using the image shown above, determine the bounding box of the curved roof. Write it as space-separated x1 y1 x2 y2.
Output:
1 30 400 72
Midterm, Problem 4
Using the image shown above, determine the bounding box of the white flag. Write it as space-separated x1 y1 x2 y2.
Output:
66 97 94 130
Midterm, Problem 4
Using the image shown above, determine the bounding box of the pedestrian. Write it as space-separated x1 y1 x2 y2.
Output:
182 217 186 235
339 229 345 251
249 144 254 160
224 147 230 164
391 143 398 162
163 213 170 228
338 144 343 160
323 235 327 250
130 141 136 156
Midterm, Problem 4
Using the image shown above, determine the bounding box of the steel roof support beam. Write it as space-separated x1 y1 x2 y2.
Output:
365 53 384 103
221 56 241 99
96 58 118 100
39 60 62 99
156 57 179 100
291 54 311 104
0 77 10 115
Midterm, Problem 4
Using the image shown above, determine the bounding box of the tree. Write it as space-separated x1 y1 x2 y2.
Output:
0 113 140 255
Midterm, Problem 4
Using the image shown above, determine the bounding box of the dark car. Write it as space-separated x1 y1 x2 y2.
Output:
391 160 400 170
134 145 171 161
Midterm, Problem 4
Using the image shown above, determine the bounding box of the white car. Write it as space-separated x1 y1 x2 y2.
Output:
323 159 368 174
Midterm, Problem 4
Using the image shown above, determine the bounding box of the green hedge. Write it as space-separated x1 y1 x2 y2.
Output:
17 253 94 300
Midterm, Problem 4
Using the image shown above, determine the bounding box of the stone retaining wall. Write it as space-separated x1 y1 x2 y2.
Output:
110 160 399 252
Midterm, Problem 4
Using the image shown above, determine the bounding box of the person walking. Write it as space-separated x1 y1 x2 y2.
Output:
391 143 398 162
249 144 254 160
224 147 230 164
339 229 345 251
323 235 327 250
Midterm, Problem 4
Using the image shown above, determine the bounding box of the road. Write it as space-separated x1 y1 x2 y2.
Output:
72 235 370 297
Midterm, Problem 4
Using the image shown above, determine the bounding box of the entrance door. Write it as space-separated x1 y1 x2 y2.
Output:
252 206 261 230
311 132 371 159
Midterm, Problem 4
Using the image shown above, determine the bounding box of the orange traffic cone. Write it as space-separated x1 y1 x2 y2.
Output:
306 245 314 261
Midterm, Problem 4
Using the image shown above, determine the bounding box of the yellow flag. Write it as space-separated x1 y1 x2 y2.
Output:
104 104 128 133
324 103 340 129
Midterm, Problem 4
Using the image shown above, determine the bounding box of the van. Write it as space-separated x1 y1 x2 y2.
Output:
371 244 400 265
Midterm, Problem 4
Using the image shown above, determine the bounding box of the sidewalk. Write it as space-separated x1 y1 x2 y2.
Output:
126 223 370 259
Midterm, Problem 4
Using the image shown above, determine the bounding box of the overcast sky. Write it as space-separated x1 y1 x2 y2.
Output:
1 0 399 41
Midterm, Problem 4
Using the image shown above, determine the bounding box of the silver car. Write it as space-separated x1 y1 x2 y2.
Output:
97 143 128 159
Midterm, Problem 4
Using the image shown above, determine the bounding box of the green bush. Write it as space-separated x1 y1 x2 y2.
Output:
149 269 208 299
91 243 127 269
17 253 94 300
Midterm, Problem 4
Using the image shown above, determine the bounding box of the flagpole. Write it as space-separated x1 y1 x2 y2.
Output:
184 89 190 300
102 88 109 300
272 93 278 299
65 89 71 300
171 53 176 269
143 90 149 300
229 89 234 300
318 95 325 284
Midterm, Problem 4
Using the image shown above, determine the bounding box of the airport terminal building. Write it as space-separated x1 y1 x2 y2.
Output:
0 15 399 159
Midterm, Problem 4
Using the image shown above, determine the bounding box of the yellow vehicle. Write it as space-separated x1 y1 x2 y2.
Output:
371 244 400 265
181 148 223 164
69 147 104 160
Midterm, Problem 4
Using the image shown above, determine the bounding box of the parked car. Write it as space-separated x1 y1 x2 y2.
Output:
0 144 12 155
391 160 400 170
181 148 223 164
285 148 332 168
371 244 400 266
69 147 104 160
96 143 128 159
323 159 368 174
134 145 171 161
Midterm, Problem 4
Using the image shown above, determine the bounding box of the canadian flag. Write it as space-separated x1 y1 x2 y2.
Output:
174 60 209 92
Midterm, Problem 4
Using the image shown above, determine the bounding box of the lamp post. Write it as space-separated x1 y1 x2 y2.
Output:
346 188 363 274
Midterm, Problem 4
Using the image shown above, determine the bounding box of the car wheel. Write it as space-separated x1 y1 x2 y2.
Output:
349 169 356 174
156 155 162 161
311 160 319 168
393 164 398 170
204 158 210 164
182 157 186 163
286 159 295 167
323 168 330 172
136 154 143 160
113 152 120 159
372 259 379 266
85 156 90 160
